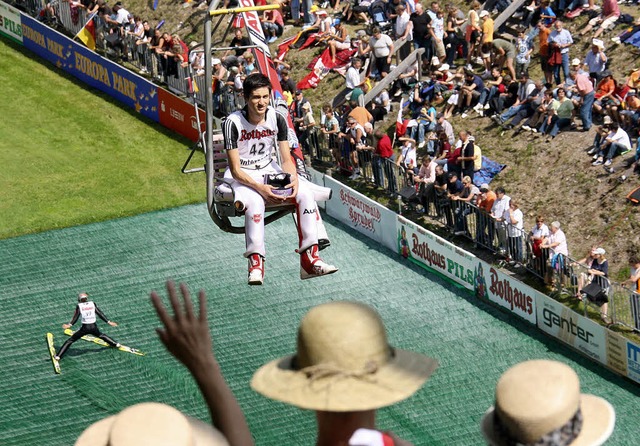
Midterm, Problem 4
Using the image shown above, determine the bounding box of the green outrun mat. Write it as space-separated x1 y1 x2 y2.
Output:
0 204 638 445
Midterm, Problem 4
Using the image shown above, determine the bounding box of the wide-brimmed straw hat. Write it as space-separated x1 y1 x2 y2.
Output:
251 301 438 412
481 360 615 446
75 402 229 446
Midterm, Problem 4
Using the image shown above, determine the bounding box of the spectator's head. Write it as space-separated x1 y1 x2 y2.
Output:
281 68 290 79
509 198 518 210
243 73 272 103
295 89 304 100
462 176 472 186
630 257 640 267
592 39 604 53
503 74 512 84
471 0 481 10
302 102 311 113
395 4 406 14
351 57 362 68
491 66 501 78
75 402 229 446
448 172 458 183
436 164 444 174
481 360 615 446
479 10 489 20
243 52 254 64
422 155 432 164
481 42 492 55
415 2 424 13
535 215 545 228
593 247 606 259
554 20 564 31
480 183 490 194
436 113 445 123
431 2 440 12
234 27 243 39
495 186 506 198
372 27 382 38
322 104 333 115
364 122 373 134
519 71 529 82
251 301 438 412
143 20 149 30
550 221 561 233
459 130 469 141
557 87 566 98
333 19 342 29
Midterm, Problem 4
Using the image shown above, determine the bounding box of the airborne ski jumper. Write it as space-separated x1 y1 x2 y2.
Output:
54 292 120 360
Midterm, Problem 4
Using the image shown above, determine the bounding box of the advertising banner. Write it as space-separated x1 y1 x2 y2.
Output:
20 14 159 122
157 88 207 142
537 293 607 364
605 330 628 377
324 176 397 251
627 340 640 384
0 0 22 43
396 217 536 324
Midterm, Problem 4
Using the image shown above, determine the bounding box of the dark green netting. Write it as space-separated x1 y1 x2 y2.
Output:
0 204 638 445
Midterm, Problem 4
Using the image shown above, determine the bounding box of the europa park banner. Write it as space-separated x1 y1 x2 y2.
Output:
397 217 537 324
20 14 159 122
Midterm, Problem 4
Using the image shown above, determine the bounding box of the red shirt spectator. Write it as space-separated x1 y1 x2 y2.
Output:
376 134 393 159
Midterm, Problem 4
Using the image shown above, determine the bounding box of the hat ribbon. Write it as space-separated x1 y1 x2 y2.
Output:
493 407 583 446
300 360 379 382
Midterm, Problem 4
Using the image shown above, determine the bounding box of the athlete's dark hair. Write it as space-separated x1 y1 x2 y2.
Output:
243 73 272 101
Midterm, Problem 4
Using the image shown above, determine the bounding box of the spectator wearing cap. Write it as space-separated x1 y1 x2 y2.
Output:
579 0 620 39
583 39 607 82
570 57 586 76
569 68 595 131
592 122 632 167
481 360 615 446
548 20 573 86
475 183 496 247
327 20 351 64
441 171 463 228
251 301 438 446
479 10 494 73
292 89 311 135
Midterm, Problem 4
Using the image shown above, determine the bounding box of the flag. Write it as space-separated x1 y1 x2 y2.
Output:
75 13 97 51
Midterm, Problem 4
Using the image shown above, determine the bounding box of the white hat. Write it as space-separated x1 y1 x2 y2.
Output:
592 38 605 49
571 58 582 66
593 247 606 255
251 301 438 412
75 402 229 446
440 63 450 71
479 10 489 18
603 116 613 124
481 360 615 446
211 58 221 65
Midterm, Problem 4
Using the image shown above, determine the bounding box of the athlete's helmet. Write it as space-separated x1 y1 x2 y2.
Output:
78 292 89 302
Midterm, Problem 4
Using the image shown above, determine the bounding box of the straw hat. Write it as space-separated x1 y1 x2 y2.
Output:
75 402 229 446
481 360 615 446
251 301 438 412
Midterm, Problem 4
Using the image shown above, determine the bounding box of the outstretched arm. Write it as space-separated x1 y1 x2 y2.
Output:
150 281 254 446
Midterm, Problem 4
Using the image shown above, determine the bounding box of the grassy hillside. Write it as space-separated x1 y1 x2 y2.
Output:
0 37 206 239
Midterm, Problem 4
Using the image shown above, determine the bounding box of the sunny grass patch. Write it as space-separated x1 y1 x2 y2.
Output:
0 38 206 239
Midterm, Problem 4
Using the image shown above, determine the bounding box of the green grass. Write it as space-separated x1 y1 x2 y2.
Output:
0 37 206 240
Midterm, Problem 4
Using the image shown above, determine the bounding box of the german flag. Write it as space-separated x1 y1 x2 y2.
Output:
75 13 97 51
